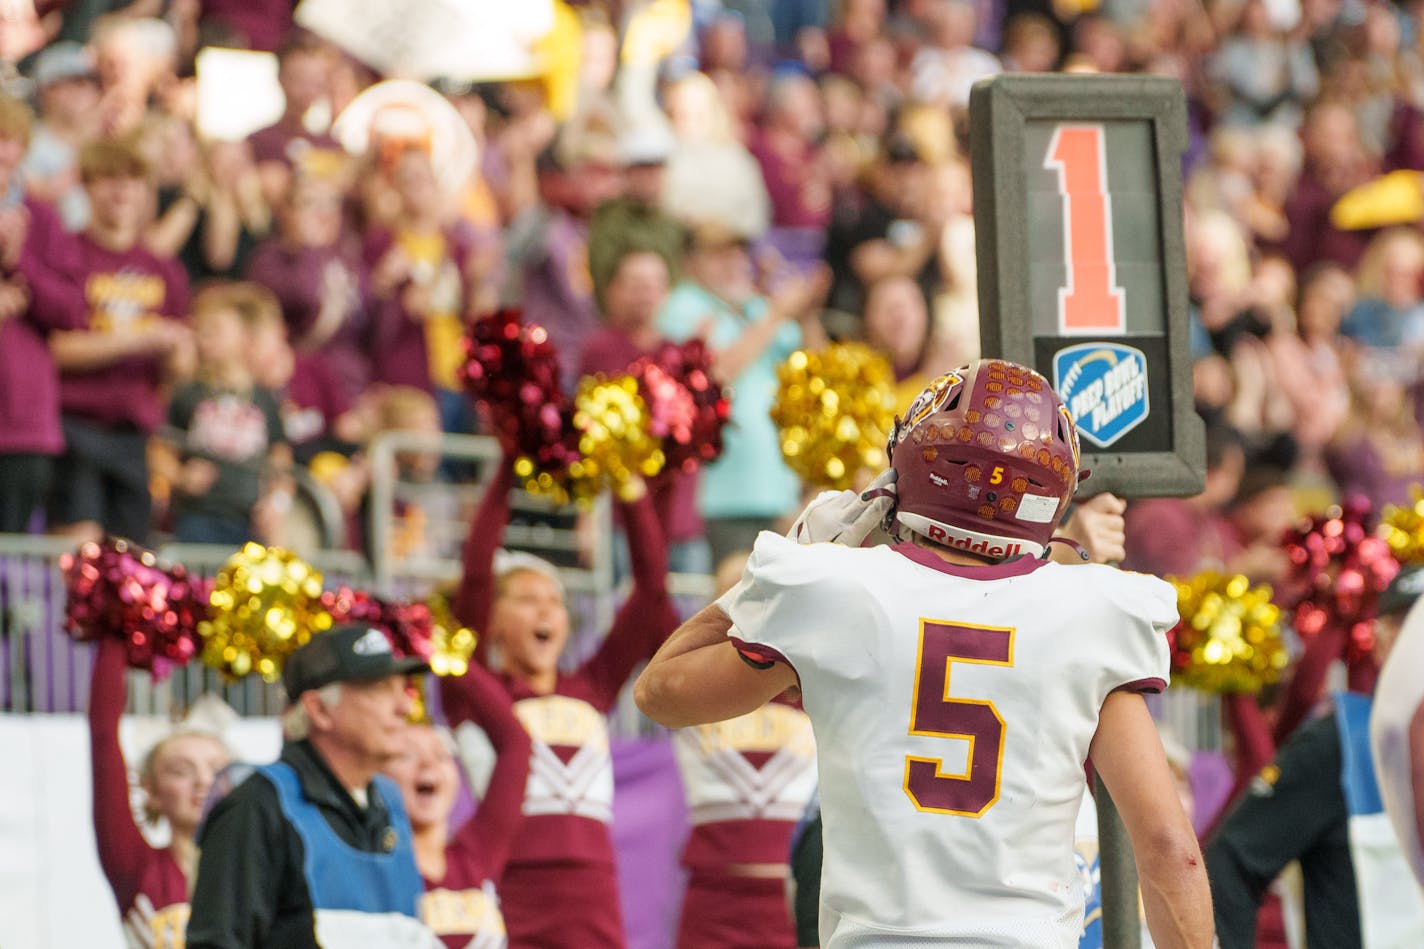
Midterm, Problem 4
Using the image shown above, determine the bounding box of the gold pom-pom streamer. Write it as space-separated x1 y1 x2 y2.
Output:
426 593 478 677
198 543 330 680
522 375 665 505
771 344 899 491
1167 571 1288 695
1380 486 1424 564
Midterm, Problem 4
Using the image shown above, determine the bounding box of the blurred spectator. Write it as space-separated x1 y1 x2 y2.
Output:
91 16 177 137
1277 100 1376 273
1325 354 1424 510
1124 423 1247 578
1001 12 1063 72
909 0 1002 113
364 149 478 414
1291 261 1355 461
828 0 889 74
1341 227 1424 351
661 70 771 240
507 119 623 390
146 122 269 282
200 0 296 53
247 32 344 209
1205 0 1318 128
0 95 82 534
748 72 831 264
579 245 709 573
47 138 191 543
657 223 827 563
153 282 290 546
241 280 362 467
823 132 944 327
588 125 684 316
244 173 373 402
861 274 950 407
22 41 101 231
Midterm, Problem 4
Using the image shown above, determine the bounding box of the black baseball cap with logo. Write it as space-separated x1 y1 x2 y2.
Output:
1379 564 1424 618
282 624 429 701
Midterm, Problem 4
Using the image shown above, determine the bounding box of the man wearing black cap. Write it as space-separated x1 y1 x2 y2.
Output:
187 624 441 949
1207 566 1424 948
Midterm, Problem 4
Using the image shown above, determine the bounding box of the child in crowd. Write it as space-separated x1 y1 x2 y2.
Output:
154 281 290 546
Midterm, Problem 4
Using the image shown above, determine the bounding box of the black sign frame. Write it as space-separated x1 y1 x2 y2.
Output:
969 74 1204 499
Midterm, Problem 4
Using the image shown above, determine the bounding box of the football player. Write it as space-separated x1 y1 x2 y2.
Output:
635 358 1213 948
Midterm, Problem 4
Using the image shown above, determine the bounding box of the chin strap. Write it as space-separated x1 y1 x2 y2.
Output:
1045 536 1090 562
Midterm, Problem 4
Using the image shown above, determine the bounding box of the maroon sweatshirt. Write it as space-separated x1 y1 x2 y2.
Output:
52 233 190 433
0 196 87 454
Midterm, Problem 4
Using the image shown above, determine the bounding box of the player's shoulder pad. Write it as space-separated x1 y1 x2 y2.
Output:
1063 563 1179 633
727 531 868 607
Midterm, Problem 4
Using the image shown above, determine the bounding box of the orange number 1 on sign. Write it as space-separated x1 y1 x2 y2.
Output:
1044 124 1125 335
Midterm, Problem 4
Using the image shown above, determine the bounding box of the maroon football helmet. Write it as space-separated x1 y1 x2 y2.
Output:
886 359 1083 559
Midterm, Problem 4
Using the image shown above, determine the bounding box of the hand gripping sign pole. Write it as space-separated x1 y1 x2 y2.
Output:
969 74 1206 949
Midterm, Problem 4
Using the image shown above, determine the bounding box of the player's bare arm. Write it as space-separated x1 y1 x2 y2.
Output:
635 604 796 729
1090 691 1214 949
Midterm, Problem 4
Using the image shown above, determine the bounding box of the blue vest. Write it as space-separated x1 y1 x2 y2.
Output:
257 762 424 917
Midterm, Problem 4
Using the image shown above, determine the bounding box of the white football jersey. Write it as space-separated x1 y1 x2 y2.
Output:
720 533 1174 948
1371 601 1424 890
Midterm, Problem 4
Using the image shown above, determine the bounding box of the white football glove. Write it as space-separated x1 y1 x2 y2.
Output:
787 469 898 547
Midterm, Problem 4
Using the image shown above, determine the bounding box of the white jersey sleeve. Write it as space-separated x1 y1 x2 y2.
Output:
1371 603 1424 888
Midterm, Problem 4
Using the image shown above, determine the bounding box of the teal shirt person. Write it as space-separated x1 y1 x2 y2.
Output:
657 280 803 522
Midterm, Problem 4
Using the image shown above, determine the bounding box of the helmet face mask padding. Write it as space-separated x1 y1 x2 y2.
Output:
887 359 1084 559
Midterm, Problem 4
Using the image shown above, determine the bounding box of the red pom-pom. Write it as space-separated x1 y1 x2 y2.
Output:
460 308 573 475
320 587 435 663
629 339 730 473
61 538 203 677
1280 499 1400 664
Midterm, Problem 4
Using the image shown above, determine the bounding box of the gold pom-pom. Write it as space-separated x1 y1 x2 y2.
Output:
1380 486 1424 564
1168 572 1288 695
198 543 329 680
771 344 898 491
426 593 478 678
526 375 665 505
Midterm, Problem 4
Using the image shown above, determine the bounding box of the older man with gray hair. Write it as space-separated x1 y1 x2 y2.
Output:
187 624 440 949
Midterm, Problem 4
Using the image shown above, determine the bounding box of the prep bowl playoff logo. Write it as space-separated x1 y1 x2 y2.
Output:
1053 343 1149 448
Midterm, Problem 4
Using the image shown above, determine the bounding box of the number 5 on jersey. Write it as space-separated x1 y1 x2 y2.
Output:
904 621 1014 817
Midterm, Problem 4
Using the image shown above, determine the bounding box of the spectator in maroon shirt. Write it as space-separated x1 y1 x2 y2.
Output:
749 73 831 239
580 246 710 574
1276 100 1376 274
247 32 345 209
511 127 623 391
364 149 479 411
244 173 374 402
47 138 192 544
200 0 297 52
0 96 85 533
384 662 531 948
89 636 231 945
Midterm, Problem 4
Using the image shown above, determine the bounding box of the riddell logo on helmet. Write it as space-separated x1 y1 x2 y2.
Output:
925 524 1022 558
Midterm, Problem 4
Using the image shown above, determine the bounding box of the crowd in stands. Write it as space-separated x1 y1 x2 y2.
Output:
0 0 1416 573
5 0 1424 945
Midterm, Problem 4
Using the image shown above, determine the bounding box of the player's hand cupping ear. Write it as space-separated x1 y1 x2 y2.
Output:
787 469 898 547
